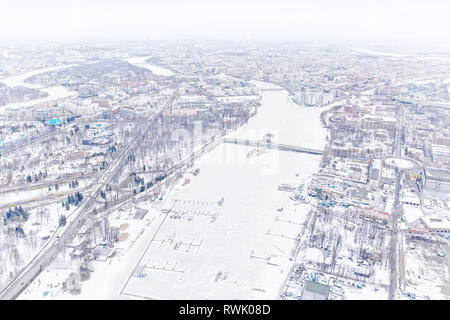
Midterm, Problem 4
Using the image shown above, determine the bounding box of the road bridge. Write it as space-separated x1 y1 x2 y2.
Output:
260 88 284 92
223 138 323 155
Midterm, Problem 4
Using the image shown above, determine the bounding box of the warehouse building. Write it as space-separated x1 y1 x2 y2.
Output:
423 167 450 200
431 144 450 165
420 214 450 233
300 281 330 300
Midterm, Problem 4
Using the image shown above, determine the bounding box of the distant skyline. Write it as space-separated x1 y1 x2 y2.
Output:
1 0 450 48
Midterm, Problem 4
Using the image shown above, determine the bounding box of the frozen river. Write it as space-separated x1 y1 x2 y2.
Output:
62 81 327 300
126 56 175 76
0 56 178 113
0 64 77 112
229 80 328 149
20 80 330 300
121 82 328 299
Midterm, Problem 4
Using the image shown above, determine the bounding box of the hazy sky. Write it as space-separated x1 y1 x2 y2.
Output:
1 0 449 45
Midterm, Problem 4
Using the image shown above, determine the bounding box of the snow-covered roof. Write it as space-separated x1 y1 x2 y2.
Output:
425 167 450 182
301 280 330 300
421 214 450 231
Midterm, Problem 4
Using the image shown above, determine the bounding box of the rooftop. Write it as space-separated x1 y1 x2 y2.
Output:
301 280 330 300
421 213 450 231
425 167 450 182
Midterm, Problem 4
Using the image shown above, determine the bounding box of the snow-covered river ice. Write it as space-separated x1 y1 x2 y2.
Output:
0 56 176 114
19 67 331 300
125 56 175 76
49 79 330 300
128 82 327 299
0 65 77 113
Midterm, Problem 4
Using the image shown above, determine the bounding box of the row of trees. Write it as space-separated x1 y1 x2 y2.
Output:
26 170 47 183
69 180 79 189
61 191 84 210
3 206 29 224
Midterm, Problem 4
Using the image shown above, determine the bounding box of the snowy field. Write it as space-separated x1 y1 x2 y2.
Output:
402 234 450 300
19 203 164 300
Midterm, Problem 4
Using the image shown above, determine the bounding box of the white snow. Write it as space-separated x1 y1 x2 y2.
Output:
20 81 328 300
385 158 415 169
126 56 175 76
119 82 326 299
228 80 329 150
0 65 75 88
0 64 77 113
402 205 424 223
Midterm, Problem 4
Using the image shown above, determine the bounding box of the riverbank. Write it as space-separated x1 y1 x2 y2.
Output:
19 77 330 300
0 64 77 113
125 56 175 76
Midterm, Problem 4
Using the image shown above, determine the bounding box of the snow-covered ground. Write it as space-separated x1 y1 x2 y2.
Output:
19 81 328 300
401 234 450 300
402 205 424 223
343 284 389 300
352 48 414 58
0 64 76 113
0 65 75 88
228 80 328 149
385 158 416 169
121 147 319 299
352 48 450 62
120 82 327 299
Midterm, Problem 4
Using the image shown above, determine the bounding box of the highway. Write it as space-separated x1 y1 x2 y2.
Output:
388 105 404 300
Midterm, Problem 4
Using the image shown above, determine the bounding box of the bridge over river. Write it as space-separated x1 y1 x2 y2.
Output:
223 138 323 155
260 88 285 92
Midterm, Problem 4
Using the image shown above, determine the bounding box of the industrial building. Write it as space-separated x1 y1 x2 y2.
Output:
431 144 450 165
423 167 450 199
300 281 330 300
420 214 450 233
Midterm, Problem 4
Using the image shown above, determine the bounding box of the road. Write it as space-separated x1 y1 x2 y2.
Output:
0 94 174 300
388 105 405 300
95 135 223 223
388 170 401 300
0 184 91 211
